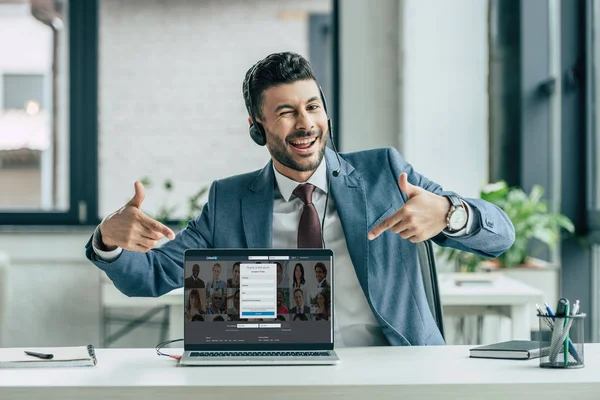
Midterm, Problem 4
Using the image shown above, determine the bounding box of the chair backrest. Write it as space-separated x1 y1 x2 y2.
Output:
416 240 444 339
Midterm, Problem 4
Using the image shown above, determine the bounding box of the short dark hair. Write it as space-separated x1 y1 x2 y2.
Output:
314 262 327 276
233 262 240 271
242 52 316 119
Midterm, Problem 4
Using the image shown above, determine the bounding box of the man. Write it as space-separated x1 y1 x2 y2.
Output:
314 262 329 288
86 52 515 346
227 289 240 320
289 289 310 314
207 289 225 314
184 264 205 288
227 262 240 289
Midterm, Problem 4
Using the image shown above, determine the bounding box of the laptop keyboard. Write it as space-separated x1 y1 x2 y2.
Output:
190 351 330 357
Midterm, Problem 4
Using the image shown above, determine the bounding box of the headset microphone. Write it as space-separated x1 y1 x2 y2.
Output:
328 118 341 177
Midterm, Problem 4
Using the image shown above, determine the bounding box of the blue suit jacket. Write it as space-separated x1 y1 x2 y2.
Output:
86 147 515 346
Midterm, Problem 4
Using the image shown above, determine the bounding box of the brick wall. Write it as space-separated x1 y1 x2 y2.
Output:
99 0 331 219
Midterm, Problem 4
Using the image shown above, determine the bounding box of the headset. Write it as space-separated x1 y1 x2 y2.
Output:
246 61 341 248
246 63 342 177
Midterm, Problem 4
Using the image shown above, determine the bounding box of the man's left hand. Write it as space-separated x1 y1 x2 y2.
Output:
368 173 450 243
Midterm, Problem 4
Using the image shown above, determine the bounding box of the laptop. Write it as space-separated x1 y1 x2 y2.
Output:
180 248 339 365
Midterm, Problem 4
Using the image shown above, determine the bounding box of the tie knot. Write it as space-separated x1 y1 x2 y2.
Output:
293 184 316 205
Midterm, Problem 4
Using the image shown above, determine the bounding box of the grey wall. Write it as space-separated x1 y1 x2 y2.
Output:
339 0 401 152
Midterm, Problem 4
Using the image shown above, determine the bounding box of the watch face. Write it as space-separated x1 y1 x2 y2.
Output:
449 208 468 230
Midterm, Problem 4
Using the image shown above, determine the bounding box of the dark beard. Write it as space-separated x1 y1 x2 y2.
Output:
266 128 326 172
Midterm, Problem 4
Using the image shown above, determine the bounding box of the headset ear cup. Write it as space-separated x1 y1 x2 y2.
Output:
249 123 267 146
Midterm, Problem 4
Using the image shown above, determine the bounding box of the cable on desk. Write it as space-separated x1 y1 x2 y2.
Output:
156 338 183 361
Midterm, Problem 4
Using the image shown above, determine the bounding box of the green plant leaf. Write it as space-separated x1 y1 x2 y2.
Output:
140 176 152 187
553 214 575 233
481 181 508 204
445 181 575 268
531 227 558 248
529 185 544 205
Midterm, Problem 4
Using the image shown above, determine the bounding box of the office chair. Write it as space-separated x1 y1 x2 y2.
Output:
416 240 445 340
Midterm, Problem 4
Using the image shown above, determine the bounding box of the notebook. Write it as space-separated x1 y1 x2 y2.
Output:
0 345 97 368
469 340 544 360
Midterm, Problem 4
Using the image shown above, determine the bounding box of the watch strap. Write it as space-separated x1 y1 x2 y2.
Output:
445 194 463 209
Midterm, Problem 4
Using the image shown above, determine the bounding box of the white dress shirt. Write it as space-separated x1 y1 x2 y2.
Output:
94 159 475 347
271 160 387 347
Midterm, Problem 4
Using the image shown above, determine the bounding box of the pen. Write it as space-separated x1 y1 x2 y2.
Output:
571 300 580 316
24 350 54 359
544 302 556 320
549 298 569 364
544 301 583 364
536 304 554 329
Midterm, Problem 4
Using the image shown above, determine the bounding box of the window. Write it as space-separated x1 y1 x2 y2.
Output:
0 0 98 224
0 0 337 225
0 2 68 212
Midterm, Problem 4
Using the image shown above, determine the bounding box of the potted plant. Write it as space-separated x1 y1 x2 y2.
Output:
438 181 575 272
140 176 208 228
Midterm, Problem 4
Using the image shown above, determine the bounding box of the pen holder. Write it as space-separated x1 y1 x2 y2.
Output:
538 313 586 369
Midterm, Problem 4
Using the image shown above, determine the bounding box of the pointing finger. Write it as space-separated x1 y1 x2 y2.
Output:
368 211 404 240
140 215 176 240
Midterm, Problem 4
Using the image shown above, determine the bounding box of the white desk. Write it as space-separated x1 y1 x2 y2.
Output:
439 273 543 340
1 345 599 400
101 283 183 342
104 273 544 344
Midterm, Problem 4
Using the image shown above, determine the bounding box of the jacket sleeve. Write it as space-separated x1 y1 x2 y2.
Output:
386 147 515 258
84 181 218 297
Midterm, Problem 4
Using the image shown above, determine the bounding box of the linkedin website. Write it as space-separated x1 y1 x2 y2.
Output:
184 254 332 345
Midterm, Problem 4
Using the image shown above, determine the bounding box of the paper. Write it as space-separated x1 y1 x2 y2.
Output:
0 345 96 367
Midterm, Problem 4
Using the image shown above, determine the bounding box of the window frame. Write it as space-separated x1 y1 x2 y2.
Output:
0 0 99 226
488 0 591 339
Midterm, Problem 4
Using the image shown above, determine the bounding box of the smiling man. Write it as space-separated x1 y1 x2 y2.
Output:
85 52 515 347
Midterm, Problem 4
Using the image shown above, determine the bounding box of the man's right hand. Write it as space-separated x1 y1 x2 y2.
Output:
98 181 176 252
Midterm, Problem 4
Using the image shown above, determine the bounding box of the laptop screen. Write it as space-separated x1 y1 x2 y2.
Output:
183 249 334 351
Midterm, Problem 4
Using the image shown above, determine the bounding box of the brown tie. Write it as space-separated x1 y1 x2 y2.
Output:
293 184 323 248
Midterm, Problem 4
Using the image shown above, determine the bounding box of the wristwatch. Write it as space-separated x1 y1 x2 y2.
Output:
444 195 468 232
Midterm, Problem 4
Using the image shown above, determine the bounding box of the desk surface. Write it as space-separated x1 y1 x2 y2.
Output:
439 272 543 305
2 344 599 400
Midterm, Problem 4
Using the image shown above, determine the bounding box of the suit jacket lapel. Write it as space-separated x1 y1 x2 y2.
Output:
242 161 274 248
326 149 369 291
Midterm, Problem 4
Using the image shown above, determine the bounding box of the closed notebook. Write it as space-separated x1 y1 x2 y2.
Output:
469 340 545 360
0 345 97 368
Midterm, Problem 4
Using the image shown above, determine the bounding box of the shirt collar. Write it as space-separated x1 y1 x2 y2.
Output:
272 158 328 202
